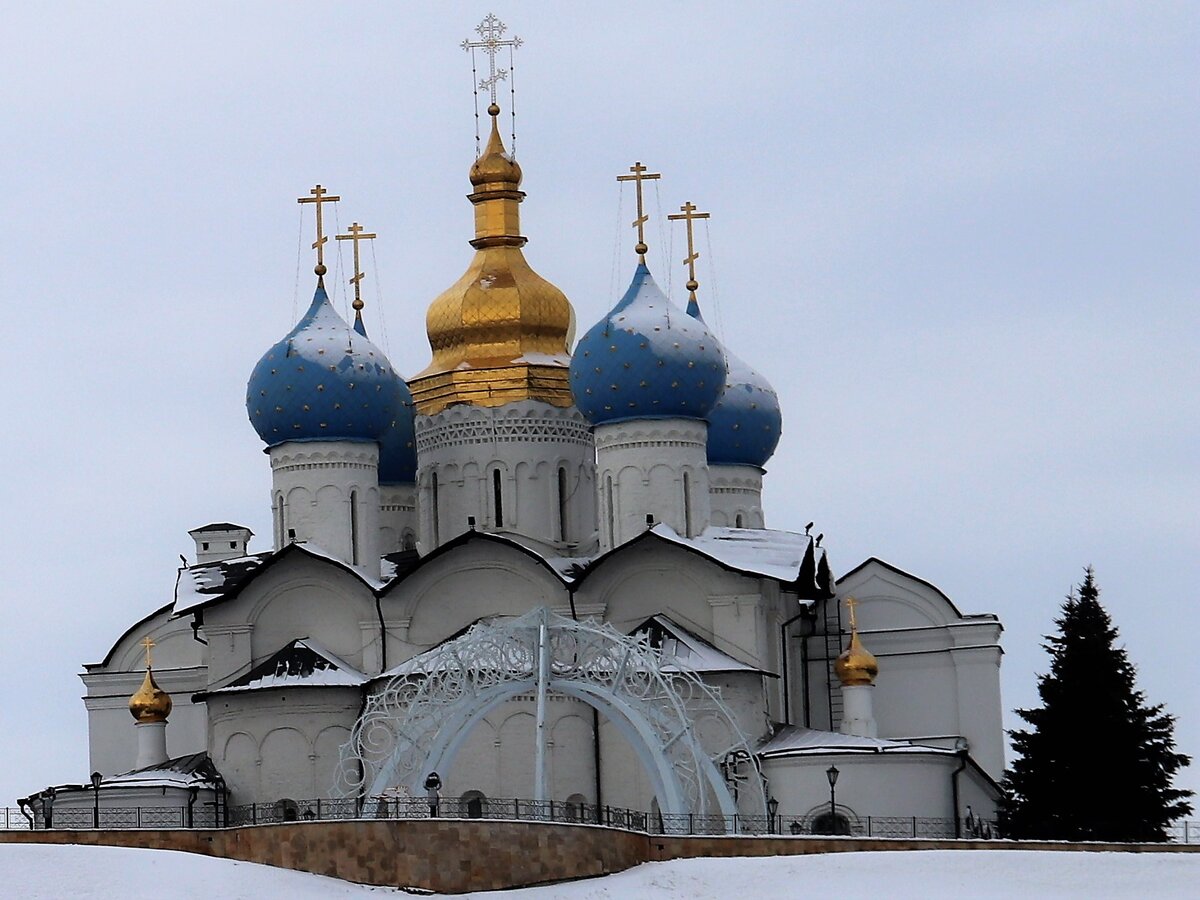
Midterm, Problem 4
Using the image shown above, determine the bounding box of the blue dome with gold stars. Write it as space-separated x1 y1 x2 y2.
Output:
570 265 726 425
246 281 400 447
377 368 418 485
685 298 782 468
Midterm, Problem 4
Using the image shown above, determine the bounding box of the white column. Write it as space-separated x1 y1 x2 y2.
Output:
840 684 878 738
135 721 169 769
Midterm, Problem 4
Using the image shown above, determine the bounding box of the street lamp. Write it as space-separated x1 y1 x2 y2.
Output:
89 772 102 829
825 765 839 835
767 796 779 833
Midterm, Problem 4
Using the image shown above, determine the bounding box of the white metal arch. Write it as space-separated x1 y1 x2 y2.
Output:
337 607 766 827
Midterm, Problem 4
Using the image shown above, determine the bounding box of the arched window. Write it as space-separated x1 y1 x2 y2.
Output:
565 793 588 822
683 471 693 536
460 790 486 819
557 466 569 542
430 472 440 546
274 493 285 549
349 489 360 565
605 475 615 546
492 469 504 528
735 512 745 528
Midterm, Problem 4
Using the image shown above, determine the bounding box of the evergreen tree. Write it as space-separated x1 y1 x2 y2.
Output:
1000 567 1192 841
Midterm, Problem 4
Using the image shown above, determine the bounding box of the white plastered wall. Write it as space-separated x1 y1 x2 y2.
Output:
707 464 764 529
379 482 417 553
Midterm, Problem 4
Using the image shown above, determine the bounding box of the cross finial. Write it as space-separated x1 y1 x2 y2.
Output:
140 636 156 669
462 13 522 104
844 597 859 632
297 184 341 277
616 161 662 264
335 222 377 321
667 201 711 303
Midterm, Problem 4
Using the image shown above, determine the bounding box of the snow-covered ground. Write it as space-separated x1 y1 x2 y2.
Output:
1 843 1198 898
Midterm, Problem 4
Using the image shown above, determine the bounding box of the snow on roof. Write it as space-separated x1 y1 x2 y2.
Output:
649 523 820 585
173 551 271 615
756 725 956 758
631 615 765 674
204 638 367 695
32 753 223 798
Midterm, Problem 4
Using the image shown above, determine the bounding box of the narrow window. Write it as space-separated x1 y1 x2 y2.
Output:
683 472 693 536
605 475 615 546
492 469 504 528
557 466 569 542
201 541 209 551
431 472 440 546
350 489 360 565
735 513 745 528
275 493 285 548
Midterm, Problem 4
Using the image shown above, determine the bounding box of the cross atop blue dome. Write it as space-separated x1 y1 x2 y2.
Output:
569 265 726 426
246 280 402 448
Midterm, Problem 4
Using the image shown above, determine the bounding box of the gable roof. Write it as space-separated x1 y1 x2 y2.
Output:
835 557 992 619
756 725 956 758
196 638 367 699
630 615 770 675
172 542 381 618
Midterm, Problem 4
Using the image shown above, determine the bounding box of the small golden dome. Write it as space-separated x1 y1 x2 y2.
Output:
469 108 523 189
835 630 879 686
410 103 574 415
129 668 172 723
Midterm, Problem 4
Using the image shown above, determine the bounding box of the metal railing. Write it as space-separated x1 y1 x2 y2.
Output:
4 798 1195 843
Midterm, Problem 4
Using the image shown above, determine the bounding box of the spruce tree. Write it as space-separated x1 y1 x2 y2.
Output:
1000 567 1192 841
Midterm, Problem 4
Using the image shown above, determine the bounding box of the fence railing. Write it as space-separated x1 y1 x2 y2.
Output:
4 798 1196 843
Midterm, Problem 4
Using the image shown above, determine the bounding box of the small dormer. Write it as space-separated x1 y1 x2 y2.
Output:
188 523 253 564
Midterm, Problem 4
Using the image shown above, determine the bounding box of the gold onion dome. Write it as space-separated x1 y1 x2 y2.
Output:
835 628 879 687
129 668 173 724
410 103 575 415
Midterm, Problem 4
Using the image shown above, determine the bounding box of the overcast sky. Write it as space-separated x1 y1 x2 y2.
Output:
0 2 1196 809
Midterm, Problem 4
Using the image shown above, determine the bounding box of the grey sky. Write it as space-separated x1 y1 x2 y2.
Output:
1 2 1196 807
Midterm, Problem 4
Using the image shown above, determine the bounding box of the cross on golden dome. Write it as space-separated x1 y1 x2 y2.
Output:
140 636 155 669
667 201 710 301
461 13 522 104
336 222 377 315
297 184 341 276
617 161 662 264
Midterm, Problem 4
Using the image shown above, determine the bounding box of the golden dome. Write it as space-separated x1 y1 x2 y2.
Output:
410 104 575 415
129 667 172 724
834 597 879 687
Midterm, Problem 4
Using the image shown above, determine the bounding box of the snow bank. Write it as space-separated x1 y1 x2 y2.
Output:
2 844 1197 899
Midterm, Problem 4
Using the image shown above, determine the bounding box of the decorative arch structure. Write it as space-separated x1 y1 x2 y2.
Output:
337 607 766 829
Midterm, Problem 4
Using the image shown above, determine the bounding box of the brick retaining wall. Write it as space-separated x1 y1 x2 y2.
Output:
1 821 1196 893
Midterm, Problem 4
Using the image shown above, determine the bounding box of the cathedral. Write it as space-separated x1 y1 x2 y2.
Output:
23 41 1005 834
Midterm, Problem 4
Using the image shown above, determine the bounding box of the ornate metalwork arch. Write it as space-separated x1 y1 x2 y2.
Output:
337 607 766 828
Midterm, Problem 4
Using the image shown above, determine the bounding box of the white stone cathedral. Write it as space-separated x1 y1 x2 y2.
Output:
25 98 1005 835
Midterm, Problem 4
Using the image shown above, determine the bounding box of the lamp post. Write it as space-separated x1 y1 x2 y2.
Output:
767 796 779 833
825 765 839 834
89 772 102 829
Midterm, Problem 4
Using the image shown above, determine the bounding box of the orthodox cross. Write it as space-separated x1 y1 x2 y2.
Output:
845 597 860 632
297 184 341 276
335 222 377 314
140 636 155 669
616 161 661 264
667 201 710 300
461 13 522 104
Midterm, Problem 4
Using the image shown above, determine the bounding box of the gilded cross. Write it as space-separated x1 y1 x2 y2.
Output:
616 161 662 264
844 597 859 632
335 222 377 314
667 201 711 300
297 184 341 275
461 14 522 104
140 636 156 669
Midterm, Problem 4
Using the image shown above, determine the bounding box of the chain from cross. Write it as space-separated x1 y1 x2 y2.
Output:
335 222 377 312
845 597 860 632
667 201 711 296
616 161 662 263
461 13 522 104
297 184 341 275
140 636 156 669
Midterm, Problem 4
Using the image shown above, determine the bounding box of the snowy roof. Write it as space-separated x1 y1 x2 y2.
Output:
188 522 252 534
631 615 766 674
26 753 223 800
646 523 829 591
756 725 956 758
202 638 366 696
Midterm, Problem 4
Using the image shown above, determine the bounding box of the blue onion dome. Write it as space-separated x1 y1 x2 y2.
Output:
685 301 782 468
377 376 417 484
246 280 400 447
569 264 726 425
